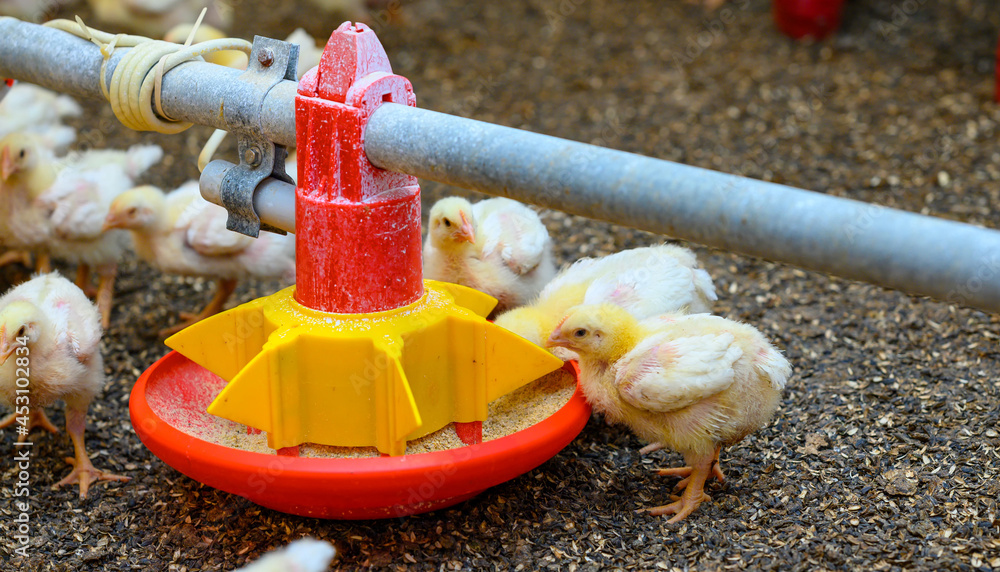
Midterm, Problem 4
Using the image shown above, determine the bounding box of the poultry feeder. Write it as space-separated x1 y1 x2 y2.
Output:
120 23 591 518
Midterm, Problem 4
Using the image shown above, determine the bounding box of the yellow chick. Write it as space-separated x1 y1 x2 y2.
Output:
547 304 790 523
0 273 130 498
103 182 295 337
424 196 555 314
163 23 248 70
0 132 57 273
495 244 716 352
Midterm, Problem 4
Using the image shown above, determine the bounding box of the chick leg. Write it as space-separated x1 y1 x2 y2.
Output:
646 453 714 523
0 408 60 442
159 278 237 338
75 264 101 298
657 445 725 490
0 250 32 268
53 406 130 499
95 264 116 329
35 252 51 274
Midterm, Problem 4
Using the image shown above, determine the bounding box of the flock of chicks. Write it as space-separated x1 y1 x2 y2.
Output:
424 196 791 523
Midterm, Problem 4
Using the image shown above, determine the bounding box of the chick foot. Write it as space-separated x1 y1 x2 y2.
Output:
640 442 664 455
656 445 725 491
646 489 712 524
55 455 131 499
55 408 130 498
645 453 716 523
0 408 60 442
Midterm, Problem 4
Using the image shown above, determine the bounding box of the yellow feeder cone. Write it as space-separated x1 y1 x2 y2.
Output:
166 281 563 456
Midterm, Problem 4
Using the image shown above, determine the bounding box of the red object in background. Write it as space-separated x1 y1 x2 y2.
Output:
995 32 1000 103
773 0 845 40
130 352 591 519
3 78 13 87
294 22 423 314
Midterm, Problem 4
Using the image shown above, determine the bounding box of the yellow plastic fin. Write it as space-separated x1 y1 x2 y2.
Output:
483 321 564 402
165 298 271 383
205 328 292 434
374 339 421 456
428 280 498 317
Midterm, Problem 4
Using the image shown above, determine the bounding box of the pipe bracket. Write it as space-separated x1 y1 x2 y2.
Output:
219 35 298 237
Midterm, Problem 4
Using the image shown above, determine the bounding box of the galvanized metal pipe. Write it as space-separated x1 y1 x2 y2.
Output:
3 17 1000 313
201 160 296 233
365 105 1000 313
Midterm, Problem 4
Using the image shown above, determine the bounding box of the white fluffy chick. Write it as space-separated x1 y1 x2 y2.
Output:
37 163 149 327
0 133 162 325
548 305 790 523
0 273 130 498
234 538 336 572
424 196 555 313
86 0 232 37
0 83 81 152
103 182 296 336
495 244 717 352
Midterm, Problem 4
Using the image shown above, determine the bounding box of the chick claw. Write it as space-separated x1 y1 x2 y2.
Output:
0 408 60 443
657 463 726 491
54 456 130 499
645 491 713 524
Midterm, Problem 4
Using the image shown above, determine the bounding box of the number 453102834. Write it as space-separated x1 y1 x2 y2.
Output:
13 335 31 425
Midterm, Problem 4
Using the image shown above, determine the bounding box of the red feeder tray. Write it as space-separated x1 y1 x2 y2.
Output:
129 351 591 519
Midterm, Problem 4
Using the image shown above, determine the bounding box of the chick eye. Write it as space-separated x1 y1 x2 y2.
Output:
127 207 138 216
573 328 587 338
443 218 451 227
16 326 25 338
18 149 25 159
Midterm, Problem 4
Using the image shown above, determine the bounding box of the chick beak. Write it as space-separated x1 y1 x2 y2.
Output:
0 327 12 366
458 211 475 244
102 211 122 232
546 329 571 349
0 146 13 182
